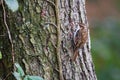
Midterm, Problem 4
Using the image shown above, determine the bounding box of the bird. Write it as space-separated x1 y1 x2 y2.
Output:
72 23 88 61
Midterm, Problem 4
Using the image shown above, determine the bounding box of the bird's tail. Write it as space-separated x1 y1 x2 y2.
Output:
72 49 79 61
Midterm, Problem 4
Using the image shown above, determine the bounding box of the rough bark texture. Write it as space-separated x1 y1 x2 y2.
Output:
0 0 97 80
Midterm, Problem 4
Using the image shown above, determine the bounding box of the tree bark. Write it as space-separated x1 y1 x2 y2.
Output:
0 0 97 80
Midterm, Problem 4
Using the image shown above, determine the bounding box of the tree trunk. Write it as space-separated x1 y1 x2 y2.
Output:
0 0 97 80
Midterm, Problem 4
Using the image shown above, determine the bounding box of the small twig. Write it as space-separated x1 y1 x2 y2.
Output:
0 35 5 36
51 40 57 48
45 0 55 7
40 22 57 29
1 0 15 67
44 22 57 28
3 72 12 80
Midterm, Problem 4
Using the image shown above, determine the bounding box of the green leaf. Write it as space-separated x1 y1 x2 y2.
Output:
0 51 2 59
15 63 25 77
4 0 19 12
28 76 44 80
13 72 22 80
24 75 44 80
23 75 29 80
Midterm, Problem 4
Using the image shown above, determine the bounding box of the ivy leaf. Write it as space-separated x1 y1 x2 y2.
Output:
15 63 25 77
23 75 29 80
4 0 19 12
28 75 44 80
0 51 2 59
13 72 22 80
24 75 44 80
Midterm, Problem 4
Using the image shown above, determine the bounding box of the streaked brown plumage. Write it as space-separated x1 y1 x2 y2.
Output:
72 23 88 61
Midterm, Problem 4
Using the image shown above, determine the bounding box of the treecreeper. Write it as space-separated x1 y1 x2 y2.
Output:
72 23 88 61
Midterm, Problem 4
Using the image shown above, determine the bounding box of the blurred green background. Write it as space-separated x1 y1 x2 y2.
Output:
87 0 120 80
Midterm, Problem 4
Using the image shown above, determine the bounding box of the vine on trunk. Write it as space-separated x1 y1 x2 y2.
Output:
1 0 15 68
55 1 64 80
45 0 64 80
